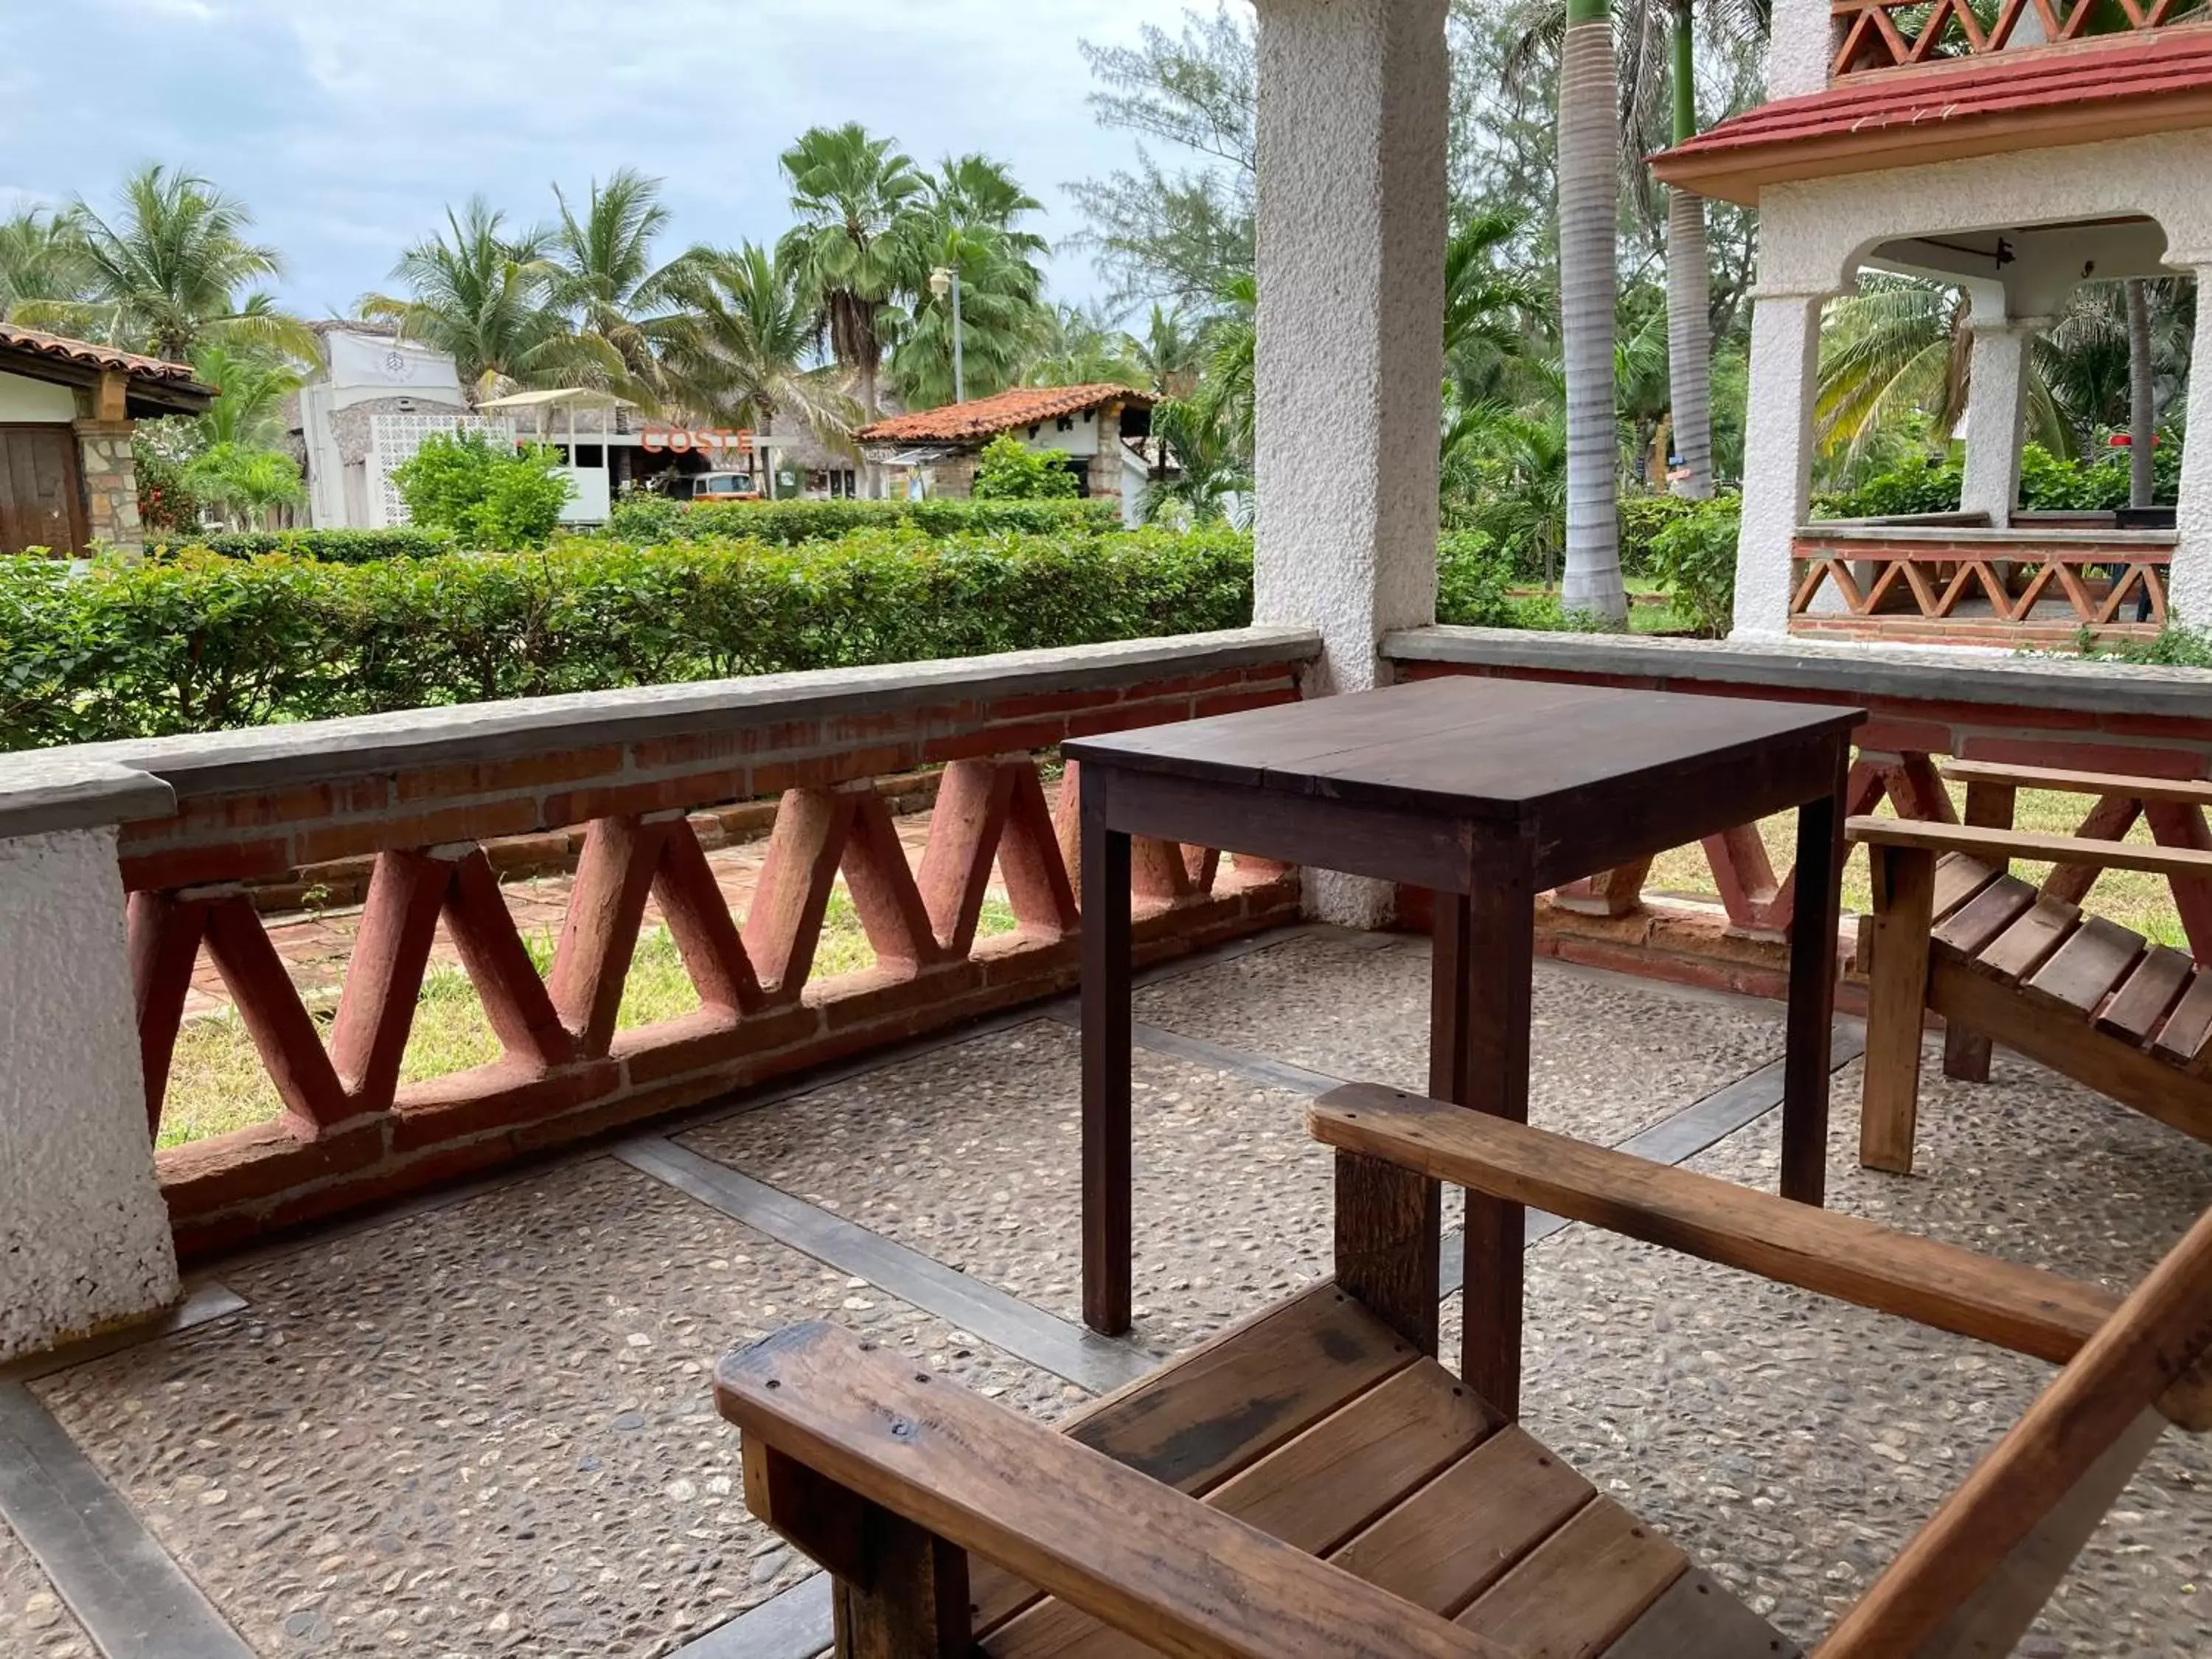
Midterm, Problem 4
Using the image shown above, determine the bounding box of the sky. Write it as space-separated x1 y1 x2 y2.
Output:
0 0 1208 323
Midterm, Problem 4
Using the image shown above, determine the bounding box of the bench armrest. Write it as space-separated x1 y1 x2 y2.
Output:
717 1321 1512 1659
1847 815 2212 879
1309 1083 2210 1430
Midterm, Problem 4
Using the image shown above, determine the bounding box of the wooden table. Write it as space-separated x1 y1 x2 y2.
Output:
1064 675 1866 1408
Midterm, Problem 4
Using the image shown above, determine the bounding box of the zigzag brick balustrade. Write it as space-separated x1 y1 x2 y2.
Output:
1829 0 2203 77
1385 626 2212 1001
71 629 1322 1258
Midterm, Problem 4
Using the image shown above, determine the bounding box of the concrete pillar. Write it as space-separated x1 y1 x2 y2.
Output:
1766 0 1836 99
0 763 181 1363
1961 318 2037 530
1731 290 1826 640
2170 266 2212 624
1251 0 1448 925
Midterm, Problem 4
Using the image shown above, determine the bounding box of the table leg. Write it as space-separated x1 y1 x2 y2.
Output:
1081 780 1133 1337
1447 855 1535 1419
1782 740 1848 1208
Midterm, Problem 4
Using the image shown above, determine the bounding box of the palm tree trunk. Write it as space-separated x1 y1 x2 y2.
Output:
858 353 882 499
2126 276 2156 509
1559 2 1629 624
1663 1 1714 501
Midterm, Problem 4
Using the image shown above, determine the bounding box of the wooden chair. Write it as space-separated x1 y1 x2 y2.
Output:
717 1081 2212 1658
1851 758 2212 1176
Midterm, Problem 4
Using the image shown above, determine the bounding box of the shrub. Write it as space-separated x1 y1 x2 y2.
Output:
971 433 1080 499
1618 493 1711 578
1815 442 2182 520
147 527 459 563
1436 530 1516 627
392 432 572 552
0 526 1255 750
1647 496 1741 638
605 494 1121 546
133 438 204 535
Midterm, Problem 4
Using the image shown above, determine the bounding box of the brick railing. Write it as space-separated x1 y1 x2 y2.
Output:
7 628 1317 1259
1791 524 2173 647
1385 626 2212 998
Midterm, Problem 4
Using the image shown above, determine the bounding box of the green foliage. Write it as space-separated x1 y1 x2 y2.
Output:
1436 530 1516 627
132 437 204 534
146 527 458 563
1617 494 1710 579
1646 497 1741 639
606 494 1121 546
1815 442 2183 519
970 434 1080 500
182 442 305 528
392 432 573 552
0 527 1254 750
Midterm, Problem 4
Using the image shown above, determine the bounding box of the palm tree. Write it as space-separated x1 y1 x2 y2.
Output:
1132 305 1203 400
546 168 690 400
653 243 858 450
1023 303 1144 389
184 442 305 530
187 342 299 449
2126 279 2157 506
777 123 925 431
72 165 312 362
1557 0 1629 623
1665 0 1714 498
893 154 1051 408
361 199 609 401
0 206 95 326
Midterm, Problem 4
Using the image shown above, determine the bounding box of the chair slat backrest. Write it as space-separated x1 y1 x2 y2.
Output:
1818 1203 2212 1657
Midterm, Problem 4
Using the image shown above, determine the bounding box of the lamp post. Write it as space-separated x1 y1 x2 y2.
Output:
930 264 966 404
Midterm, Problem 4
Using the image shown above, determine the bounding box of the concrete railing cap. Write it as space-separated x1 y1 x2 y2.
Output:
0 757 175 841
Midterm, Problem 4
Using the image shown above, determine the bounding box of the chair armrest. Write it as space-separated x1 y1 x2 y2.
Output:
1310 1083 2212 1430
1943 758 2212 809
1847 815 2212 879
717 1321 1512 1659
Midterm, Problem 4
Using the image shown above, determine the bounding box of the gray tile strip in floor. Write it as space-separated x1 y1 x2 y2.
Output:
0 1284 248 1386
613 1135 1159 1395
674 1574 833 1659
0 1380 254 1659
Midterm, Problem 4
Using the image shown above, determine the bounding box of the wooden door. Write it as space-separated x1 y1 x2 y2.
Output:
0 425 89 554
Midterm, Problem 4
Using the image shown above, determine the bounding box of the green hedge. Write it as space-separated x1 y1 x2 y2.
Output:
1814 442 2182 520
605 494 1123 546
1 526 1252 750
145 527 459 563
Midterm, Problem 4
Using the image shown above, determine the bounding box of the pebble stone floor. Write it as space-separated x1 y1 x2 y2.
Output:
4 924 2209 1656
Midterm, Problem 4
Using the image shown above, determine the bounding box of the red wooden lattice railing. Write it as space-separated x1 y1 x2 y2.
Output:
1830 0 2208 77
1790 535 2168 644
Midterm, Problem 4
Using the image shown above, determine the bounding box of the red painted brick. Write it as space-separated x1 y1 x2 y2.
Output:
387 1057 619 1153
980 687 1124 722
815 959 987 1032
1853 716 1958 757
394 745 626 803
1192 689 1297 720
1067 701 1195 738
924 720 1068 762
169 778 390 835
157 1117 387 1214
745 744 914 799
121 838 294 893
538 771 748 829
291 797 547 867
612 1004 824 1088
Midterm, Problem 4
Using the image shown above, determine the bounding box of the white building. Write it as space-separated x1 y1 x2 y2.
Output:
294 327 510 531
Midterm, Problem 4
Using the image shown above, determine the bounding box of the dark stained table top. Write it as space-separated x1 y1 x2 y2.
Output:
1063 677 1865 821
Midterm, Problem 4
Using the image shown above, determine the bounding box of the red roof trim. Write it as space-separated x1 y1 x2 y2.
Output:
1653 27 2212 198
0 324 212 389
857 384 1150 444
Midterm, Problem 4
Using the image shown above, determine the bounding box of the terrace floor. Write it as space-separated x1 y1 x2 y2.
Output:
5 924 2212 1658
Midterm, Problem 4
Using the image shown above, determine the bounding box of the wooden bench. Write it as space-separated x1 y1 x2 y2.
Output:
717 1082 2212 1657
1851 759 2212 1175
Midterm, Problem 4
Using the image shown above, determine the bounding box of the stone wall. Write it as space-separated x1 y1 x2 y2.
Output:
74 421 142 552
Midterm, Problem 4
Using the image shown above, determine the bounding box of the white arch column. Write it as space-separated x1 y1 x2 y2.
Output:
1731 286 1827 639
1960 312 2039 530
1251 0 1448 922
2171 261 2212 623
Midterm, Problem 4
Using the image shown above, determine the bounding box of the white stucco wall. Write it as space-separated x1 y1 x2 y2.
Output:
0 369 78 423
1766 0 1834 99
0 825 179 1360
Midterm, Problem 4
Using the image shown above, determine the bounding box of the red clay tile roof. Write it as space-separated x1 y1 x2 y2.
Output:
0 324 212 389
1653 29 2212 204
857 384 1149 444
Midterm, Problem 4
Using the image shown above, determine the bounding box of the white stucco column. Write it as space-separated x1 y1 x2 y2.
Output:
1961 316 2038 530
2171 264 2212 624
1731 289 1826 640
0 764 181 1363
1765 0 1836 99
1251 0 1448 925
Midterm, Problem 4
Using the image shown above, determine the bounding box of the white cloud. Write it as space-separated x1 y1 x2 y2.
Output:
13 0 1211 319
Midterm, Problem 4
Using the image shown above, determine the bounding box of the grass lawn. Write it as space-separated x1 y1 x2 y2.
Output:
1645 784 2188 946
159 889 1020 1150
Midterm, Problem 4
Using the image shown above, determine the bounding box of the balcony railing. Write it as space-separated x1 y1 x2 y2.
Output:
1830 0 2208 78
1790 521 2174 647
14 627 1320 1259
